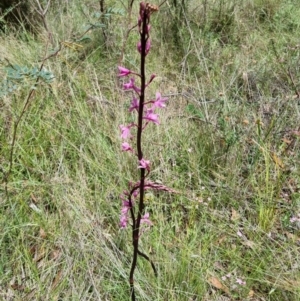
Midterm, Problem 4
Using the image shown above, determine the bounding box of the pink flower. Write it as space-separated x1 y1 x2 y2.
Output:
123 78 135 90
153 92 167 108
118 66 131 77
120 199 132 228
138 158 150 170
120 125 132 139
129 97 139 112
120 215 128 228
133 190 139 198
141 212 153 225
122 142 133 152
123 78 141 94
143 108 159 124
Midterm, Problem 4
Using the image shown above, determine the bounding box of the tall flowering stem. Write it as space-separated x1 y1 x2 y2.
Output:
118 2 171 300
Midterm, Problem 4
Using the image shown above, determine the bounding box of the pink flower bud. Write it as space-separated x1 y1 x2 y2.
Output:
137 41 142 53
145 40 151 54
137 40 151 55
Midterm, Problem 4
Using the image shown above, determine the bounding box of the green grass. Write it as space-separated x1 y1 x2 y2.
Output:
1 0 300 300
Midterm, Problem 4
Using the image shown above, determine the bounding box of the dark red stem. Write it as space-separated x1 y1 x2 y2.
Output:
129 6 149 301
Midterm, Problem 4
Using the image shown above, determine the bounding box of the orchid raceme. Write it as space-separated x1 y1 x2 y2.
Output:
118 3 171 300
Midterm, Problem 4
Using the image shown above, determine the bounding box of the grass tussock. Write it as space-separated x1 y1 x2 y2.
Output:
1 0 300 300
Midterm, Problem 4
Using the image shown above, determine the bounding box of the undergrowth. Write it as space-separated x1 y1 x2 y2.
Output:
1 0 300 300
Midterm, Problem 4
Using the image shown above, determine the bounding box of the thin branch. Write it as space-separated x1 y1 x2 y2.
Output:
137 249 157 277
159 0 168 8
